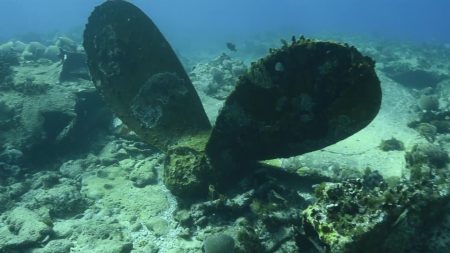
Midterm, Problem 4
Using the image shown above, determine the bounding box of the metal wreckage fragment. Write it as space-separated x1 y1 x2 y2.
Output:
83 1 381 200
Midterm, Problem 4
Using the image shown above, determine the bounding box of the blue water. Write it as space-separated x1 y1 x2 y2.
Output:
1 0 450 51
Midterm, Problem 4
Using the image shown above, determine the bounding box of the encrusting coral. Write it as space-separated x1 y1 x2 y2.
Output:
300 147 450 253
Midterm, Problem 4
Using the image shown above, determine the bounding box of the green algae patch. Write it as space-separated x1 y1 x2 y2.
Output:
163 131 214 199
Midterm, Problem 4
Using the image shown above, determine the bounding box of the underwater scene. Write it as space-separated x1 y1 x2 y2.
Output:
1 0 450 252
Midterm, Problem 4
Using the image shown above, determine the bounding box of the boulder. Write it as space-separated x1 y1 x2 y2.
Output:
0 207 52 251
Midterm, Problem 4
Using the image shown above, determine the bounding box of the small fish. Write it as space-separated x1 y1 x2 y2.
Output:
226 42 237 52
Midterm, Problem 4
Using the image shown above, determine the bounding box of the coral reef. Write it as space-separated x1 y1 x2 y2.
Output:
1 51 113 165
0 207 53 251
405 143 449 174
407 80 450 141
43 45 60 62
190 53 246 100
0 45 19 87
55 36 78 52
301 152 450 253
409 110 450 136
22 41 46 61
1 2 450 252
0 35 111 166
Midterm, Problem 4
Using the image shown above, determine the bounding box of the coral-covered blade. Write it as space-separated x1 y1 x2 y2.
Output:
207 39 381 162
83 0 211 150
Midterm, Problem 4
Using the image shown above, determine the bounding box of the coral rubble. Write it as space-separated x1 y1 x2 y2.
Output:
301 165 450 253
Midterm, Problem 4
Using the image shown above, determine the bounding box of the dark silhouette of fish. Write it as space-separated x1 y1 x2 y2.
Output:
226 42 237 52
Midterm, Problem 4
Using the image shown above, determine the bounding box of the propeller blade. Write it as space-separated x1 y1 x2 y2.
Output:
83 0 211 150
207 39 381 162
